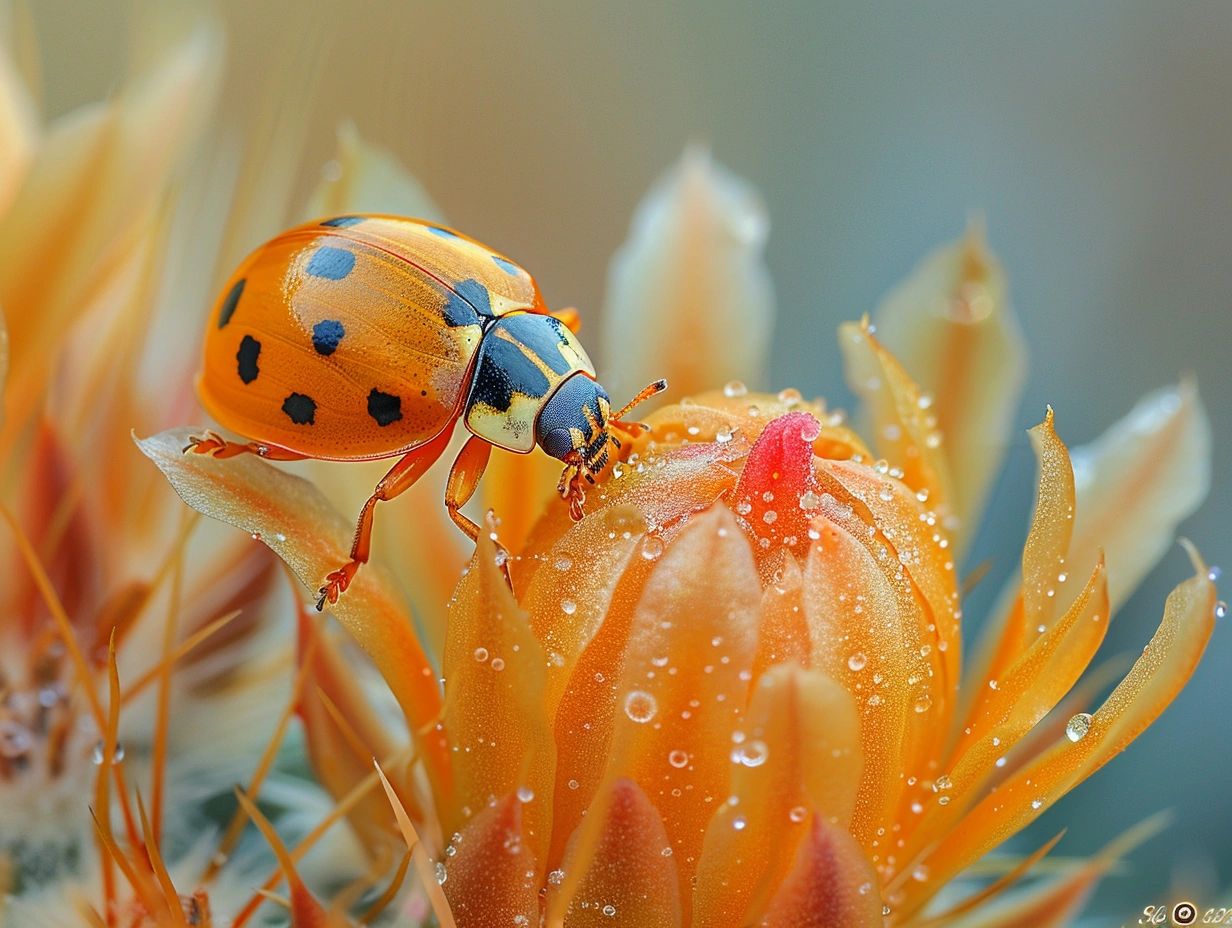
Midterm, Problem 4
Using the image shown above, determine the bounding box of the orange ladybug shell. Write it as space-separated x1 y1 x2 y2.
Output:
198 215 546 460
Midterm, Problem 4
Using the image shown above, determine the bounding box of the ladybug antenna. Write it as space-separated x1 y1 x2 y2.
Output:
611 378 668 423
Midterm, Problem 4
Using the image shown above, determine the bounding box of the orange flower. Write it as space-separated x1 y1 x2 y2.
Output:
142 311 1219 925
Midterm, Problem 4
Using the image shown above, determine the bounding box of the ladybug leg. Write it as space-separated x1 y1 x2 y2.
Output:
443 436 493 542
183 430 305 461
316 429 453 611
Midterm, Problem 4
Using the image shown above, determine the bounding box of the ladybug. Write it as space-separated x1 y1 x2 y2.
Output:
189 215 665 609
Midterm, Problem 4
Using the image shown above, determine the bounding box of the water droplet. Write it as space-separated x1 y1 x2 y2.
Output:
788 806 807 823
1065 712 1093 742
435 861 448 885
1216 601 1228 619
1031 798 1043 810
858 882 872 895
517 786 534 803
913 694 932 714
731 815 747 831
567 778 580 790
934 775 953 792
847 652 868 672
661 846 673 857
715 427 734 444
602 904 617 917
624 690 658 723
878 485 894 502
490 657 506 672
560 598 577 616
762 510 778 525
798 490 821 510
937 795 951 805
554 555 573 571
799 417 821 442
641 536 664 560
668 749 689 769
912 865 929 882
1208 565 1222 582
514 915 529 926
723 380 748 398
548 869 565 885
732 740 768 768
473 647 489 662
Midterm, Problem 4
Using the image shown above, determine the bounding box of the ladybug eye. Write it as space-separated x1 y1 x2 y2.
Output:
540 427 576 461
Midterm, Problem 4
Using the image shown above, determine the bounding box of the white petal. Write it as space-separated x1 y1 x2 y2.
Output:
1070 380 1211 609
303 121 443 222
600 146 774 401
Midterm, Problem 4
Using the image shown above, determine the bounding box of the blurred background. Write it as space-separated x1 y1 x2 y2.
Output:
25 0 1231 921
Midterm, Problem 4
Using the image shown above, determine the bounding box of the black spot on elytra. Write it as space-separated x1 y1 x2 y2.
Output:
312 319 345 356
367 389 402 426
217 278 245 328
306 245 356 280
441 277 492 327
282 393 317 425
236 335 261 384
320 216 364 227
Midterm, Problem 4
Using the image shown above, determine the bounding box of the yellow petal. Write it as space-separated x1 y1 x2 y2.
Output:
693 665 862 927
904 555 1217 915
594 505 761 892
549 778 682 928
1070 380 1210 610
303 120 442 221
872 222 1025 549
443 794 539 928
756 815 883 928
600 146 774 402
441 525 556 862
0 37 37 217
838 319 954 532
135 428 450 802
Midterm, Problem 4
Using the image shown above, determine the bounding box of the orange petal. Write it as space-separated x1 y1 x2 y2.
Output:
965 409 1076 723
752 551 810 679
548 778 682 928
1069 380 1210 610
136 428 449 805
442 794 539 928
800 498 936 855
296 609 406 857
303 120 443 221
596 504 761 894
756 815 883 928
484 447 573 556
872 222 1025 551
905 554 1217 915
441 525 556 863
693 665 862 927
838 319 953 533
600 146 774 403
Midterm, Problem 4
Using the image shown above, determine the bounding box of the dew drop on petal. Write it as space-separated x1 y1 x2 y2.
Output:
788 805 807 823
847 652 868 672
435 861 448 885
799 490 821 510
732 740 768 767
732 815 747 831
1031 798 1043 810
668 749 689 768
560 598 577 615
548 869 565 885
912 865 929 882
517 786 535 803
603 905 617 917
1065 712 1093 742
473 647 489 662
715 427 734 444
490 657 506 672
724 380 748 398
624 690 658 723
641 536 664 560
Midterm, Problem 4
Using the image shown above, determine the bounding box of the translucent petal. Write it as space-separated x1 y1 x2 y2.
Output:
752 551 810 679
838 319 954 532
601 147 774 402
443 794 538 928
0 38 37 217
549 778 682 928
135 428 450 798
442 526 556 861
906 558 1217 913
756 815 883 928
693 665 862 926
872 223 1025 549
302 120 443 221
1070 380 1211 610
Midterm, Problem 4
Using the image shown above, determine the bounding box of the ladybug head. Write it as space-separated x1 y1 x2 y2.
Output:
537 373 668 520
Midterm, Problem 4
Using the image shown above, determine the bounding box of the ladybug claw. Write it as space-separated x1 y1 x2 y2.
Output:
184 430 226 456
315 562 360 611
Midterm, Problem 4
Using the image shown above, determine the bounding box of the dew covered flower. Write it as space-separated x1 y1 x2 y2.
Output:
142 197 1218 924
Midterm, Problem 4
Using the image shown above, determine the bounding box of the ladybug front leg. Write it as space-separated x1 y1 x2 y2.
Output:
316 428 453 611
443 436 493 542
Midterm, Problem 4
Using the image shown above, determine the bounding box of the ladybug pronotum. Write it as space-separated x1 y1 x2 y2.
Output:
190 215 665 608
